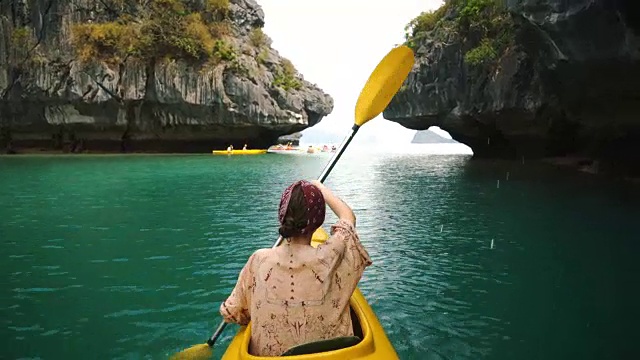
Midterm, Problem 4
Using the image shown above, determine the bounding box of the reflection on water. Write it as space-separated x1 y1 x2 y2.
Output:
362 155 498 358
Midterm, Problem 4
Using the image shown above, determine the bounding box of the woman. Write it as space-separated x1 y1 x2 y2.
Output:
220 180 372 356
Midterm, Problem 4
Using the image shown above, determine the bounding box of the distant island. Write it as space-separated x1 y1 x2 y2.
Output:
411 130 459 144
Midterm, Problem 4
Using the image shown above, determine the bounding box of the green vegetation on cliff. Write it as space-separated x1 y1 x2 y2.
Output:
249 28 269 48
9 26 45 67
403 1 451 44
68 0 302 91
404 0 513 67
273 59 302 91
71 0 236 65
69 0 304 92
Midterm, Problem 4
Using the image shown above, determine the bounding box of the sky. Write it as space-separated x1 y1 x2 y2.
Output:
257 0 446 146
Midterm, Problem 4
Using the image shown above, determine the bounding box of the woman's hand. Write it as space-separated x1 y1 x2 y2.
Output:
309 180 356 225
310 180 324 190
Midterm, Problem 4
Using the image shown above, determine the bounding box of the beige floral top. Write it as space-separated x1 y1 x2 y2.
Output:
220 220 372 357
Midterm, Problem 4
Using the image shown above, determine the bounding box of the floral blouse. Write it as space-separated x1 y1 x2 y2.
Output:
220 219 372 356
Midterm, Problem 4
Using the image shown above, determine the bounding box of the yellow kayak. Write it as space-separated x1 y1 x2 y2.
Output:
212 149 267 155
221 228 399 360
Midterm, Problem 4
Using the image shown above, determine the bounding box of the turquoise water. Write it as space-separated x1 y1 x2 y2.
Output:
1 153 639 359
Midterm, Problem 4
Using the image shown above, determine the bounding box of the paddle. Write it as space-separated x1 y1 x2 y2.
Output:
169 44 415 360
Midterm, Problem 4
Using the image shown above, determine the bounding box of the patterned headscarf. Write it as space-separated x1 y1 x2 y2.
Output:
278 180 326 236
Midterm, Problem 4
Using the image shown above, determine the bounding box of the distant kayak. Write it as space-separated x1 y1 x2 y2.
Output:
212 149 267 155
267 145 335 155
267 149 305 155
267 146 303 154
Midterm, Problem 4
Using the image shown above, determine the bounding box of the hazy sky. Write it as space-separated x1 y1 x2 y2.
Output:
258 0 445 145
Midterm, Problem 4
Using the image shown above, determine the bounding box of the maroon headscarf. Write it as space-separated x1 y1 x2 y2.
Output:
278 180 326 236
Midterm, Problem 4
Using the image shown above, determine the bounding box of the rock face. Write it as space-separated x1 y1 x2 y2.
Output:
0 0 333 153
384 0 640 176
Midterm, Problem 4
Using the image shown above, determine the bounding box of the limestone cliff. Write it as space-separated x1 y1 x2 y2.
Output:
0 0 333 153
384 0 640 177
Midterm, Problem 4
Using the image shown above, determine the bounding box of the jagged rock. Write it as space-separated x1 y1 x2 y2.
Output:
384 0 640 177
0 0 333 153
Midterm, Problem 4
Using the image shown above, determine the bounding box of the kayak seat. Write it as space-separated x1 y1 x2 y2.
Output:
280 336 361 356
281 305 364 356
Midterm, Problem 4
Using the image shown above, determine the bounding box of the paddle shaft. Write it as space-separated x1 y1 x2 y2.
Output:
207 321 227 346
318 124 361 184
205 124 361 347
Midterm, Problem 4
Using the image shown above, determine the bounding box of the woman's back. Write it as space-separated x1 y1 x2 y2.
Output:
220 181 371 356
222 220 371 356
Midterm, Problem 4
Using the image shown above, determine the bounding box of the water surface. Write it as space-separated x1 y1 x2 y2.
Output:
1 153 638 359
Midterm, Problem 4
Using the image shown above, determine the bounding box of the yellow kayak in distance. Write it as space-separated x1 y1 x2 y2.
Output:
212 149 268 155
221 227 399 360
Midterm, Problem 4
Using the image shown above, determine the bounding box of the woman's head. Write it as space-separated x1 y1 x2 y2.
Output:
278 180 325 238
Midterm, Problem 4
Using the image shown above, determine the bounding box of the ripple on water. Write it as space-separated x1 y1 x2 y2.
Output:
32 265 60 270
103 285 146 293
13 287 56 293
90 226 110 231
8 324 44 332
105 309 155 318
41 329 60 336
9 254 34 259
40 244 63 249
160 285 180 290
144 256 171 260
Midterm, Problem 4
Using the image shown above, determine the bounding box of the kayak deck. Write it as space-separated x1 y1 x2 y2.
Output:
221 228 399 360
212 149 267 155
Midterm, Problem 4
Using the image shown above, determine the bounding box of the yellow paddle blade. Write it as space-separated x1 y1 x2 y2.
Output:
354 45 415 126
169 343 212 360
